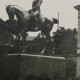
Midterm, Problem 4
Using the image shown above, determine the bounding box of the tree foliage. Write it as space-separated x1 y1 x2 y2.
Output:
53 27 77 55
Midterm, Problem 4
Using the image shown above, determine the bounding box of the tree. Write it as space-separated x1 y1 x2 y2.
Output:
53 27 77 55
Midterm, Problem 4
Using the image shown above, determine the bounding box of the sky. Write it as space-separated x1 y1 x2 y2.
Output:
0 0 79 36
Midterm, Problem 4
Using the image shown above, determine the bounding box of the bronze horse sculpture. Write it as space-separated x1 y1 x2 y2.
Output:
6 5 58 53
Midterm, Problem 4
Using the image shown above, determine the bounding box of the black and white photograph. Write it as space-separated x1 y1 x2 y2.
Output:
0 0 79 80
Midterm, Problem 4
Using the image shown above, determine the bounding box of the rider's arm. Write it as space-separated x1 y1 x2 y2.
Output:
32 0 43 11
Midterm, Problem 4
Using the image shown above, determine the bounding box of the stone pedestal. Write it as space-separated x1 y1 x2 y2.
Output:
6 54 66 80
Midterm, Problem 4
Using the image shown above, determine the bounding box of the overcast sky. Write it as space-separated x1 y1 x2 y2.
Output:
0 0 79 36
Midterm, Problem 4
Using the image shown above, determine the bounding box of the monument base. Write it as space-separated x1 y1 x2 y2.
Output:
5 53 66 80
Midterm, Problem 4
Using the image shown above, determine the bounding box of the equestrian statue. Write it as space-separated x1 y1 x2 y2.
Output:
0 1 58 53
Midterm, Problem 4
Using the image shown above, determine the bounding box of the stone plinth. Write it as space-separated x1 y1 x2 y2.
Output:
6 54 66 80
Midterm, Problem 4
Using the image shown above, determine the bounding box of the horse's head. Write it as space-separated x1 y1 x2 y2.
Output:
52 18 58 24
6 5 15 20
6 5 28 22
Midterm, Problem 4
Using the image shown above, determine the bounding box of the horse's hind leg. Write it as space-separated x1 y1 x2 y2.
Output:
41 33 51 54
41 47 46 54
22 33 28 53
40 33 47 54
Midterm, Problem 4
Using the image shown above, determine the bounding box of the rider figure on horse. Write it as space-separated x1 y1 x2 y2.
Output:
29 0 43 28
32 0 43 14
